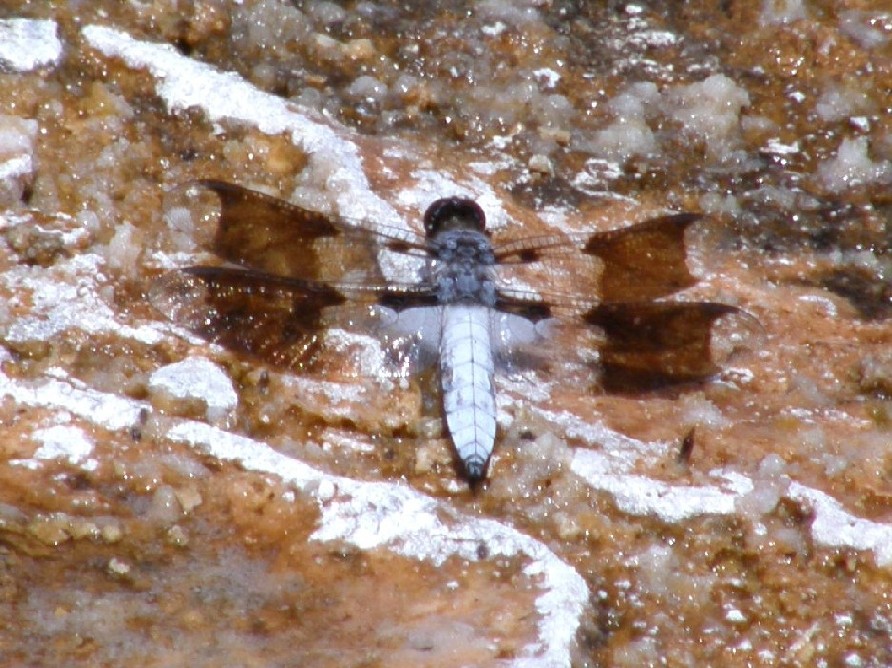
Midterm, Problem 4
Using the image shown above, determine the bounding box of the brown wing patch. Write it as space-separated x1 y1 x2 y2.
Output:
585 301 739 391
150 266 441 372
150 266 347 372
582 213 700 302
493 213 700 302
200 180 421 283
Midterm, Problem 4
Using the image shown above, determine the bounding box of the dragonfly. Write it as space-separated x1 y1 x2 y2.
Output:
150 180 743 484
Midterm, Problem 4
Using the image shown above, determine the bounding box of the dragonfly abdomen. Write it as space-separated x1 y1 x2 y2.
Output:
439 305 497 481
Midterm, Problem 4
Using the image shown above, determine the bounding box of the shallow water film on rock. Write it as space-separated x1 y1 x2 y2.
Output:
0 1 890 666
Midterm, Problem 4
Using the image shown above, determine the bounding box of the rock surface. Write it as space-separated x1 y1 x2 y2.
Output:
0 2 890 666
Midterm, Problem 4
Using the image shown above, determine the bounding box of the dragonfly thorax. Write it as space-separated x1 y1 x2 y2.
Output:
430 229 497 306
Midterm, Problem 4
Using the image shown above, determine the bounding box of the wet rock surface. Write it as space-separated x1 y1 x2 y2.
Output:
0 1 890 665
